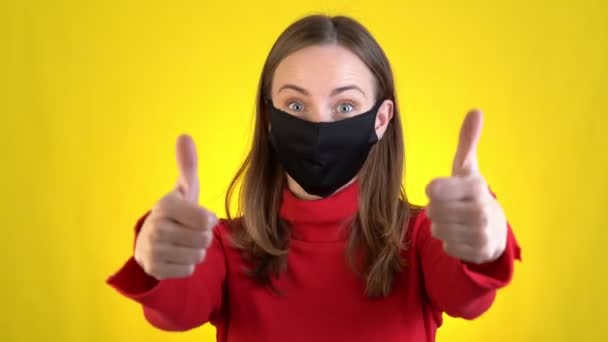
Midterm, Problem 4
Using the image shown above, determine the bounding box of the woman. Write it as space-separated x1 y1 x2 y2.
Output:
107 14 521 342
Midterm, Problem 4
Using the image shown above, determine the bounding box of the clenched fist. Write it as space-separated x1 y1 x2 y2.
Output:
425 110 508 265
134 134 219 280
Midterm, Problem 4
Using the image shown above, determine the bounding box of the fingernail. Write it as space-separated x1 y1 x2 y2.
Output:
207 213 219 228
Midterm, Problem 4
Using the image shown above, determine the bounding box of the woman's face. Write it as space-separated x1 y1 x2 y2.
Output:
270 44 393 135
270 44 394 199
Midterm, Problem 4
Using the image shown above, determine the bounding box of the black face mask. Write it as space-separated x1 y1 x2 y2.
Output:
268 100 383 197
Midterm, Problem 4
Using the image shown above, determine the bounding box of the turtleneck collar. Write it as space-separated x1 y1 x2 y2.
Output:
279 180 360 242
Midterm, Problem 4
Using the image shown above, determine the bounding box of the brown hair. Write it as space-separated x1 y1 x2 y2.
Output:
225 14 421 298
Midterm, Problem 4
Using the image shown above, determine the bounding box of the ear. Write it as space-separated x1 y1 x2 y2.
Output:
374 99 394 139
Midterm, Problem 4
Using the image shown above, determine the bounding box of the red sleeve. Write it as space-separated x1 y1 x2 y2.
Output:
106 211 228 331
416 204 522 320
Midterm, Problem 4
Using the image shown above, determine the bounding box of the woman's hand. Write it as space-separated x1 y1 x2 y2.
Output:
134 135 219 280
425 110 508 264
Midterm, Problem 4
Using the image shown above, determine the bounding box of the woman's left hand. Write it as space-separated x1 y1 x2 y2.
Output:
425 109 508 264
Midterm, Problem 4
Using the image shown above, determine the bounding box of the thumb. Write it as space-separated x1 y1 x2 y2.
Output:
452 109 483 177
175 134 200 203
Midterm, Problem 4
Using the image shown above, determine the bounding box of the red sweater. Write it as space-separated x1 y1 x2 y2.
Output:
107 181 521 341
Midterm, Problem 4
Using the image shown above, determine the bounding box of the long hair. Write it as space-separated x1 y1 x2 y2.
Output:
225 14 421 298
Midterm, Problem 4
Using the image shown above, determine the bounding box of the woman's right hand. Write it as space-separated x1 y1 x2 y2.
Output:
134 135 219 280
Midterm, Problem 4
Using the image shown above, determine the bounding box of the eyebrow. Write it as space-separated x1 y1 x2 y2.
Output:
278 84 367 98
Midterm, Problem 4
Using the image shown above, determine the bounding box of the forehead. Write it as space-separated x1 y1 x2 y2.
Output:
271 44 375 95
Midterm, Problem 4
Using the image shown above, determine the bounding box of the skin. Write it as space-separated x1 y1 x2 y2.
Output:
133 44 509 281
425 111 508 264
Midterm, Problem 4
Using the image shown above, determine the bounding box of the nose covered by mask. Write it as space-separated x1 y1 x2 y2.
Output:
268 100 383 198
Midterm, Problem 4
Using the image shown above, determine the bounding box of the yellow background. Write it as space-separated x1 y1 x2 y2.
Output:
2 0 607 341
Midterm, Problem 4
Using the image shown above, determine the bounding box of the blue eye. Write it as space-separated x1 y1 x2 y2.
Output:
288 102 304 112
337 103 354 113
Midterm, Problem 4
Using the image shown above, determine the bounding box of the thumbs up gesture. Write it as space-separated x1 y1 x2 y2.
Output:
134 135 219 280
425 110 508 264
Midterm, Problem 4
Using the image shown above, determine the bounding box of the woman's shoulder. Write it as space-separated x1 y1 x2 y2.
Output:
404 201 427 225
212 216 242 235
210 216 247 249
403 203 430 243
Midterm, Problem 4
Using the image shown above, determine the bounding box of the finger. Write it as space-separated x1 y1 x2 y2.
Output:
152 263 195 280
430 222 478 244
442 241 480 262
452 109 483 177
153 243 206 265
426 201 469 224
426 201 487 226
155 220 213 249
426 176 488 202
175 134 200 203
154 192 217 231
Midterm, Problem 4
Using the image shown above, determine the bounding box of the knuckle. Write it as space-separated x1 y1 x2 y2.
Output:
148 225 165 242
141 215 159 235
135 240 155 263
426 205 435 220
203 232 213 248
430 223 440 238
470 204 487 225
445 248 458 259
479 207 490 226
475 209 487 226
206 212 219 230
133 253 146 269
154 193 176 216
471 255 484 264
197 249 207 263
147 263 162 278
471 194 484 206
441 241 452 253
429 179 445 197
152 198 167 215
189 249 202 264
149 245 164 261
472 177 484 192
469 180 485 200
478 252 491 264
472 230 489 247
474 247 493 264
192 233 208 248
198 211 212 231
184 264 196 276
